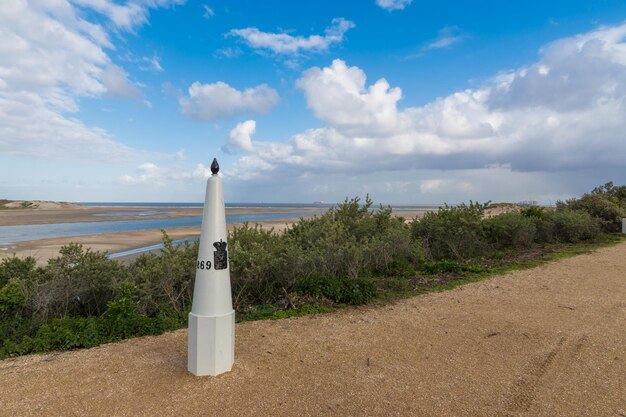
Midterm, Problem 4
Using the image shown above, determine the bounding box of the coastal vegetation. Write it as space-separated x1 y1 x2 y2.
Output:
1 182 625 358
0 199 76 210
0 200 35 210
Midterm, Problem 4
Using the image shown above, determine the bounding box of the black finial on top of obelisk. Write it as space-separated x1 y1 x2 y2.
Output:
210 158 219 175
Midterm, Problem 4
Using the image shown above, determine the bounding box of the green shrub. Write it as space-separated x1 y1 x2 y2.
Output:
0 278 26 315
548 210 601 242
229 197 415 309
229 224 303 309
0 256 38 287
329 196 398 243
520 206 545 219
295 275 376 305
534 216 557 243
386 256 417 277
482 212 536 249
411 202 489 260
591 181 626 206
130 231 196 317
103 283 154 340
32 316 104 352
39 243 128 319
382 277 411 292
421 260 488 275
558 193 624 233
364 224 417 276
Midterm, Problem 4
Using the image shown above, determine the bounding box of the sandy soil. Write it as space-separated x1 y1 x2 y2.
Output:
1 242 625 416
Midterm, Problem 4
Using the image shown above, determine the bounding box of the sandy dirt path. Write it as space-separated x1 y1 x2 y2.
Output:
2 242 624 416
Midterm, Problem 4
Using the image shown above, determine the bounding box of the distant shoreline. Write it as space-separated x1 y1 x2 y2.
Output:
0 205 431 265
0 200 532 266
76 201 444 210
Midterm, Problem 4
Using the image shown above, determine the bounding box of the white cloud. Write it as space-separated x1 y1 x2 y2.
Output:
297 59 408 136
101 64 142 98
119 161 213 185
228 18 355 55
420 179 472 193
180 81 279 121
0 0 173 161
229 23 626 184
0 91 136 160
203 4 214 18
222 120 256 154
119 162 161 184
424 26 465 50
376 0 413 11
0 1 107 107
139 53 164 72
72 0 185 32
214 47 243 59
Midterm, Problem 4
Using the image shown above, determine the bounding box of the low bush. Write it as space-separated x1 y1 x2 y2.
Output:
482 212 537 249
411 202 489 260
421 260 488 275
0 256 39 287
229 224 301 309
0 278 27 316
130 231 197 317
0 282 182 358
534 216 557 243
229 197 415 309
559 194 624 233
547 209 601 243
557 182 626 233
295 274 376 305
36 243 128 320
592 181 626 206
520 206 546 219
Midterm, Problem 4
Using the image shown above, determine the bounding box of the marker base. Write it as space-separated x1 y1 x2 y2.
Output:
187 310 235 376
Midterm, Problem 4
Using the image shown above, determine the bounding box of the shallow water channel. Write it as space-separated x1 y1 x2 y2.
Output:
0 212 318 245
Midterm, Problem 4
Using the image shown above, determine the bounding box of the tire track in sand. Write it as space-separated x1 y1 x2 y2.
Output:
503 334 590 414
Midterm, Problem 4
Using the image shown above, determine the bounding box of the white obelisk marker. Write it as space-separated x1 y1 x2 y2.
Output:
188 158 235 376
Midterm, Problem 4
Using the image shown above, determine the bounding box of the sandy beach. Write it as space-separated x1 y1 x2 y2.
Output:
0 206 428 265
1 240 624 416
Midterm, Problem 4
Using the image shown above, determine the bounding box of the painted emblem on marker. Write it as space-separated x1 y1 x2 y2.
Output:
213 239 228 270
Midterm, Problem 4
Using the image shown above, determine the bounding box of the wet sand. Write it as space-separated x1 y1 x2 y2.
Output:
1 241 624 416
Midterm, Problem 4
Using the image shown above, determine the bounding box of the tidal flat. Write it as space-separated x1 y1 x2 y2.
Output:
0 205 320 264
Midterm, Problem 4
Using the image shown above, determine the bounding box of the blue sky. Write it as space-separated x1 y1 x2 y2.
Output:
2 0 626 204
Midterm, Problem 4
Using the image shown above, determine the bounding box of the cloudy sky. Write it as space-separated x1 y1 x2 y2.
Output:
2 0 626 204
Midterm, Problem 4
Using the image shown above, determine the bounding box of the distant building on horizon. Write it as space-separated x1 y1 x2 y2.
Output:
518 200 539 206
